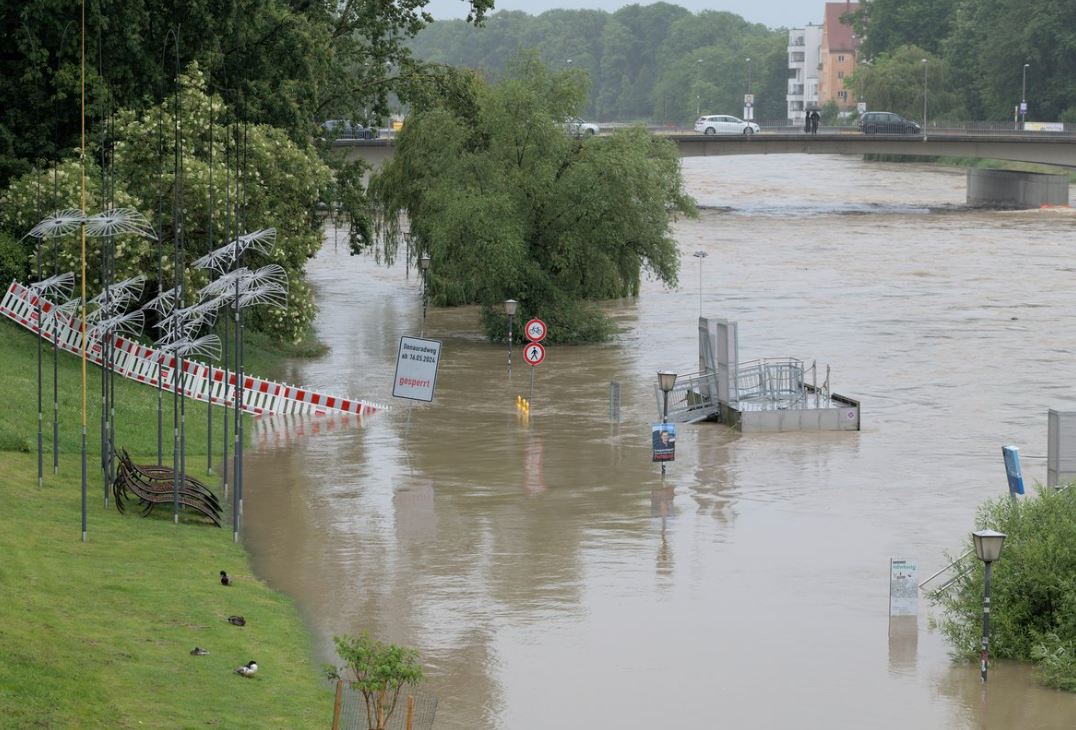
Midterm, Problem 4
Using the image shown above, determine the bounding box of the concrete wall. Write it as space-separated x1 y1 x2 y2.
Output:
967 168 1070 209
721 394 860 433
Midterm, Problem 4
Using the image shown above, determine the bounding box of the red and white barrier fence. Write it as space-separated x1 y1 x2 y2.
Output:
1 281 388 418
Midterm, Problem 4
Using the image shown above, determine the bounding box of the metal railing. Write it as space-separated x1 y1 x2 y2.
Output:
653 370 720 423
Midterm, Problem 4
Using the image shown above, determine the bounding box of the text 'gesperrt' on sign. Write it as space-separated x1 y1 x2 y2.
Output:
392 336 442 402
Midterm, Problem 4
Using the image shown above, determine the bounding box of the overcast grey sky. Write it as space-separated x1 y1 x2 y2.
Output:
424 1 819 29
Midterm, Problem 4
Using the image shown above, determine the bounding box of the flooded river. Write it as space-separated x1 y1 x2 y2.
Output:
244 154 1076 729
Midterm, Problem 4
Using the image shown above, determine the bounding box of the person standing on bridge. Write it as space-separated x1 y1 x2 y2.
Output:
804 113 812 134
810 110 821 135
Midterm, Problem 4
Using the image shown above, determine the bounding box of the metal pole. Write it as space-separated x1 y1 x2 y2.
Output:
80 0 87 542
981 560 993 682
171 28 182 525
661 391 669 477
232 300 239 543
698 257 704 317
221 139 231 499
696 59 703 118
1021 64 1029 126
36 240 43 489
52 208 60 474
506 315 513 376
207 90 214 475
421 267 427 337
529 364 535 402
922 60 928 133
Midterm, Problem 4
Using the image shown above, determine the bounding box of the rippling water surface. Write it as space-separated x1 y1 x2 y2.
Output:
244 154 1076 729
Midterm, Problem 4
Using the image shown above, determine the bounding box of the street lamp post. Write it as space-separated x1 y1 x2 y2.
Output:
692 251 707 317
745 57 752 121
418 253 430 335
921 59 928 134
1021 63 1030 127
657 370 677 477
972 529 1007 682
504 299 518 376
696 59 703 118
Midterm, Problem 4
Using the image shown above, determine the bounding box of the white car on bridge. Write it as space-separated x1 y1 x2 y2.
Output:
694 115 760 136
565 117 599 137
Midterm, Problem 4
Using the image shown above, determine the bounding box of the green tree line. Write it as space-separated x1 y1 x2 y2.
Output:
849 0 1076 123
408 4 790 125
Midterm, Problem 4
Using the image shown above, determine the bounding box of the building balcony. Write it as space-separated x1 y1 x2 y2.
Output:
788 83 805 96
788 60 805 70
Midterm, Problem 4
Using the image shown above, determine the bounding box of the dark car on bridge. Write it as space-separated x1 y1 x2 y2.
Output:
857 112 921 135
321 119 379 140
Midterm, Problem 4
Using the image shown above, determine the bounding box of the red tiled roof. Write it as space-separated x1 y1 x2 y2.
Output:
824 2 860 52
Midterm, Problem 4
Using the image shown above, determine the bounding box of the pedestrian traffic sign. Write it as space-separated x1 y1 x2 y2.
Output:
523 342 546 366
524 318 547 342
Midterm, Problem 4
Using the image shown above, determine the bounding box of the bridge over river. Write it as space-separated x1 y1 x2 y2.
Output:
337 130 1075 207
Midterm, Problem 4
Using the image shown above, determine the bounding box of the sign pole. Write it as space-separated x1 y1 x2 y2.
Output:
529 363 535 401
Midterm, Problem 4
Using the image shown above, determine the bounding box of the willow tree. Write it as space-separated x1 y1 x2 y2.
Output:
368 54 696 343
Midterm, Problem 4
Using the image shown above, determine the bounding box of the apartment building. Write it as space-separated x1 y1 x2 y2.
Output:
786 23 822 127
818 1 860 111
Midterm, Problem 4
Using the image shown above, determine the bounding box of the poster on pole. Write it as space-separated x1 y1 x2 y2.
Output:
889 559 918 617
651 423 677 462
392 336 442 402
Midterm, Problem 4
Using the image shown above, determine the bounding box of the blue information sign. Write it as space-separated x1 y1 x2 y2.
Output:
1002 445 1025 497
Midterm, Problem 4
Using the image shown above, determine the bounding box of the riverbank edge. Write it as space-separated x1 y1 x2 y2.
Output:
863 153 1076 184
0 321 331 726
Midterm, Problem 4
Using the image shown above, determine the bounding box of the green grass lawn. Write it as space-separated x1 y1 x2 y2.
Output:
0 321 332 727
0 317 232 461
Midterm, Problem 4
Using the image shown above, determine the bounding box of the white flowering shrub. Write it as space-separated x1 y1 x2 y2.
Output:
0 65 332 343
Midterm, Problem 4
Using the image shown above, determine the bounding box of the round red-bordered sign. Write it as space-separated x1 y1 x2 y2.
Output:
524 318 547 342
522 342 546 366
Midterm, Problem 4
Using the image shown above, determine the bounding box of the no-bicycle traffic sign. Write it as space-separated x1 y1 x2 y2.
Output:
524 318 547 342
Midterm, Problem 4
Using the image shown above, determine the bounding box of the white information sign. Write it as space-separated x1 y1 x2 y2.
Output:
889 559 918 617
392 336 442 402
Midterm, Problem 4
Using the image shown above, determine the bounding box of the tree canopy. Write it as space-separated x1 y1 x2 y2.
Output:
325 632 424 730
0 0 494 186
0 66 330 342
367 54 695 343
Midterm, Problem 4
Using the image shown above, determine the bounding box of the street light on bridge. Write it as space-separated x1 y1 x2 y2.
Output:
921 58 928 135
696 59 703 117
1021 63 1030 128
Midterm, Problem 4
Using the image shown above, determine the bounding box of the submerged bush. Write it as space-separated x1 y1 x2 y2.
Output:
932 486 1076 690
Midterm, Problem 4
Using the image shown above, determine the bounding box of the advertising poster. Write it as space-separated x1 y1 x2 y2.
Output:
651 423 677 463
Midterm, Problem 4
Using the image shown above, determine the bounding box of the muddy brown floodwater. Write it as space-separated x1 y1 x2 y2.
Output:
243 153 1076 729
